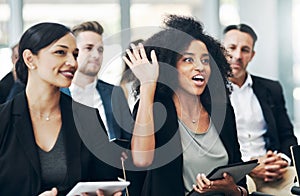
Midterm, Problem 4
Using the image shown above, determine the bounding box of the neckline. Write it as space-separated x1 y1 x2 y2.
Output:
178 118 211 135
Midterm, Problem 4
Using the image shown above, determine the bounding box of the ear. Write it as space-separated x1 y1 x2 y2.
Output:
250 50 256 61
23 49 36 70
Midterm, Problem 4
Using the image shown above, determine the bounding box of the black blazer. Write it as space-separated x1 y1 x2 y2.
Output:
61 79 133 142
0 71 14 104
0 92 123 196
251 75 298 158
136 93 246 196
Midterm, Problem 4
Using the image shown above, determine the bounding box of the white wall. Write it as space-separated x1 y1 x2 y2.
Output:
238 0 279 80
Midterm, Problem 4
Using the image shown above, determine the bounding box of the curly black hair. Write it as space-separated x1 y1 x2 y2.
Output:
139 14 232 109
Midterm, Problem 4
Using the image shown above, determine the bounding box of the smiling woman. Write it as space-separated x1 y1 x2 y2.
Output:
0 22 122 196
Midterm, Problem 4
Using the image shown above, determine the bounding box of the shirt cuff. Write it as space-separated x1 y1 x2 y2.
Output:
278 152 291 166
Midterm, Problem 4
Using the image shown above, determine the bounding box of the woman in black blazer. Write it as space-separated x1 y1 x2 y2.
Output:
123 15 248 195
0 22 122 196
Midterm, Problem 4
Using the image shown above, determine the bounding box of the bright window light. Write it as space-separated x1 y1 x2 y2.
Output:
0 47 12 80
219 4 240 26
293 87 300 100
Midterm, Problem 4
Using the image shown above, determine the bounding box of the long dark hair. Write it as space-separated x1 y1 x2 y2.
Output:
16 22 72 84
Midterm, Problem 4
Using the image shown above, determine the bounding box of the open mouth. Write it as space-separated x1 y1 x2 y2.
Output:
191 75 206 87
192 75 205 82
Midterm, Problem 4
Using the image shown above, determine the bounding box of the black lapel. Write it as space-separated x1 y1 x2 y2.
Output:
71 96 115 165
251 76 275 126
59 94 82 189
252 76 267 103
13 92 41 181
96 81 115 140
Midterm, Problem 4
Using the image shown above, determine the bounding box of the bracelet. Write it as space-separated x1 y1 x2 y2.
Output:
237 186 244 196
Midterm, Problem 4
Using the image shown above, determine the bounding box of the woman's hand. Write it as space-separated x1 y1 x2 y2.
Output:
123 43 158 168
38 188 58 196
122 43 159 85
82 190 122 196
193 173 241 195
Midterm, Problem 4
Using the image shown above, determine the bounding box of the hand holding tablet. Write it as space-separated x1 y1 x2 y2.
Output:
188 160 259 196
67 181 130 196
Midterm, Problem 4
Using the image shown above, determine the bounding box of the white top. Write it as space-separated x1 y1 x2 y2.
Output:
230 75 267 161
69 80 109 138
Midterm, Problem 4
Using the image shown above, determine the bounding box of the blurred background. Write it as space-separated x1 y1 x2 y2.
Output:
0 0 299 138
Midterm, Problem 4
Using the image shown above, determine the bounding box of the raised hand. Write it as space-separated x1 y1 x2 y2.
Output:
122 43 159 85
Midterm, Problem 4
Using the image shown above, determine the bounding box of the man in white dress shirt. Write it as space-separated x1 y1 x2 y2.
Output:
223 23 298 195
61 21 132 142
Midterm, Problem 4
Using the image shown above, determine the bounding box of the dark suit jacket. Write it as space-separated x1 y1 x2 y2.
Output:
251 75 298 158
5 79 25 102
0 71 14 104
0 92 123 196
61 79 133 142
136 93 246 196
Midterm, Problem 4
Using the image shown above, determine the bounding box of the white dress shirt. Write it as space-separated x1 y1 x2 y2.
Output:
230 75 267 161
69 80 109 138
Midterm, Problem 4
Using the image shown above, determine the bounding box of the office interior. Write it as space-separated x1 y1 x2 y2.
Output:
0 0 300 139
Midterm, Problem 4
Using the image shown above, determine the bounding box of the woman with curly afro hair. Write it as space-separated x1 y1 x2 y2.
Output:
123 14 248 196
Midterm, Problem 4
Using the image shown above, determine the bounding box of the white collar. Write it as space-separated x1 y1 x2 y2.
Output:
232 74 253 90
70 80 97 93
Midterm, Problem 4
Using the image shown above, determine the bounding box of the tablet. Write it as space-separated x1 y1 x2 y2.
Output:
206 159 258 182
290 145 300 185
187 159 259 196
66 181 130 196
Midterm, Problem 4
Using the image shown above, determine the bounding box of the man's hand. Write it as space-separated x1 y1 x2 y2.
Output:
250 150 288 182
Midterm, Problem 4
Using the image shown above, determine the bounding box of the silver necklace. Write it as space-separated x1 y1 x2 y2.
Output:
181 105 203 124
28 107 56 121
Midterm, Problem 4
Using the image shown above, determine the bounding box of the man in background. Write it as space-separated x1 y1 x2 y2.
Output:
223 23 298 195
61 21 132 142
0 43 25 103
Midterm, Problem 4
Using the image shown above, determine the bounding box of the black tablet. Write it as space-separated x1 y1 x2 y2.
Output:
206 159 259 182
187 159 259 196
